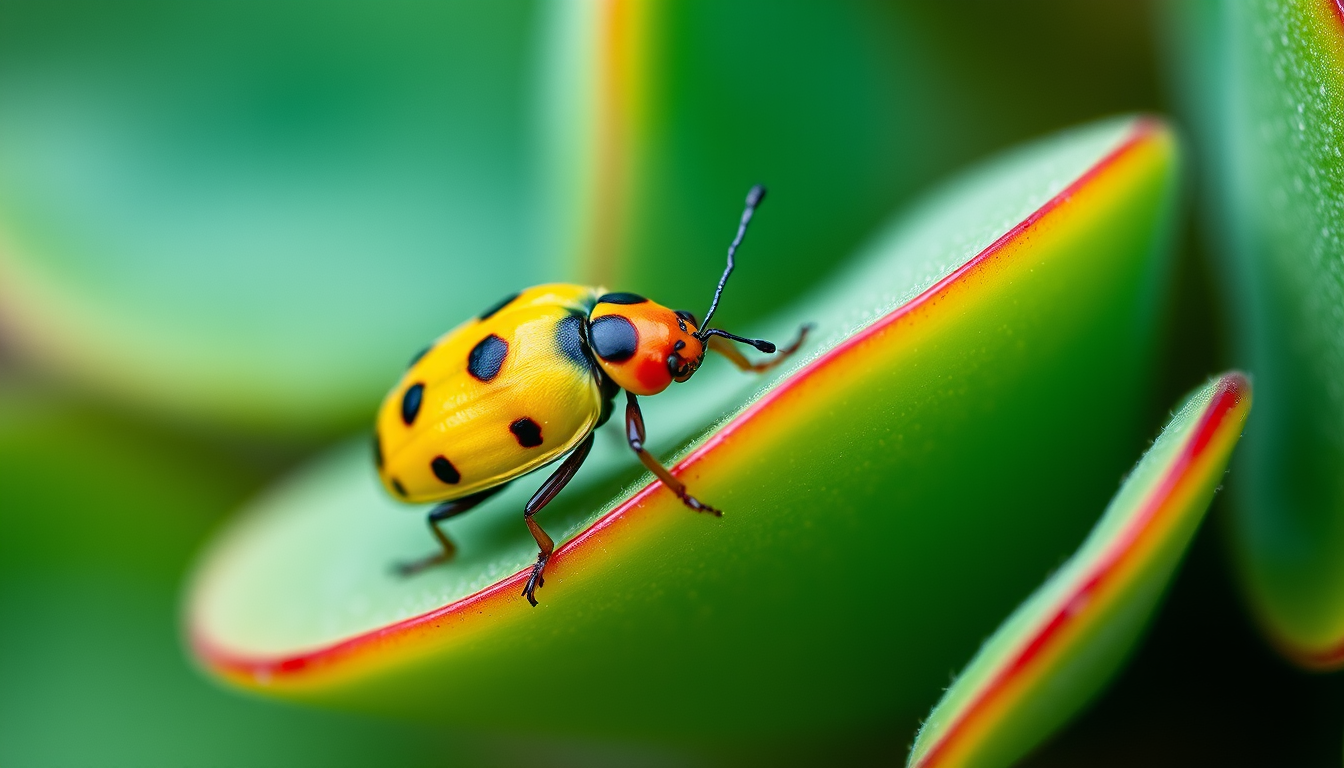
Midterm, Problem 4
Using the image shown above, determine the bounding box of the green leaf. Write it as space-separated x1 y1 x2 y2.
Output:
187 116 1179 747
0 2 538 435
907 373 1251 768
1168 0 1344 666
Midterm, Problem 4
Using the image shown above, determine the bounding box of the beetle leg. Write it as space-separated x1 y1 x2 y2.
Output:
396 485 508 576
521 432 596 607
708 323 812 373
625 391 721 517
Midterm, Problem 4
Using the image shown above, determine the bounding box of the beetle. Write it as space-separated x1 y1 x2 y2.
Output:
374 185 808 606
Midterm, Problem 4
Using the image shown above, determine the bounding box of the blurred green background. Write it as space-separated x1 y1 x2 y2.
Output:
0 1 1341 765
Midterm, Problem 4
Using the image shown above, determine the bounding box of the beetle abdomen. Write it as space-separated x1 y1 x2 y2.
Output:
375 284 604 503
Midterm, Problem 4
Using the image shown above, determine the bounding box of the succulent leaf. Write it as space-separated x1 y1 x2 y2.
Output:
0 3 539 434
908 373 1251 768
188 116 1180 746
1168 0 1344 666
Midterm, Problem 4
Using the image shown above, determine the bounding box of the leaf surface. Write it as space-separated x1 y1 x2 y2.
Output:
1168 0 1344 666
188 116 1179 744
0 3 537 433
908 373 1251 768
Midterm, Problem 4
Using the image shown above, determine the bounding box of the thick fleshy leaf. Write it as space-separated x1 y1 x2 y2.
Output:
908 373 1251 768
188 116 1178 746
0 3 537 434
1168 0 1344 666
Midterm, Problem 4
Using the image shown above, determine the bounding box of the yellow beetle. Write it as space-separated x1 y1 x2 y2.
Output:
374 186 808 605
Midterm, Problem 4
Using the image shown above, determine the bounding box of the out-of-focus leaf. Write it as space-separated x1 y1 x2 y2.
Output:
908 373 1251 768
0 383 264 581
187 116 1178 748
1166 0 1344 667
0 385 482 767
539 2 1168 325
0 2 537 435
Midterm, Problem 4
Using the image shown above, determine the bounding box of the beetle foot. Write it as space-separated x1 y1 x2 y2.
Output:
680 493 722 517
522 554 549 607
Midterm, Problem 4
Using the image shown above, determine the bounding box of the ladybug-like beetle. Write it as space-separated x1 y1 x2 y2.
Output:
374 185 808 605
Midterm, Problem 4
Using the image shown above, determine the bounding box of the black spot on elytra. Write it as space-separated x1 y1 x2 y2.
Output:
431 456 461 484
479 291 521 321
467 334 508 381
555 313 592 369
373 435 384 469
401 383 425 425
510 417 544 448
597 292 647 305
590 315 638 362
391 478 408 498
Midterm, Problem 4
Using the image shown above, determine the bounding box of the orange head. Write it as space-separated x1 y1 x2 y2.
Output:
588 295 707 395
586 185 782 396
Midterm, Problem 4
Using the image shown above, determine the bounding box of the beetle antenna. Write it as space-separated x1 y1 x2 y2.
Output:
697 184 766 339
700 328 776 354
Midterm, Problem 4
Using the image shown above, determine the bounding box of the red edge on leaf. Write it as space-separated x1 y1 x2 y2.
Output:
910 372 1249 768
1276 631 1344 670
1331 0 1344 29
192 118 1166 685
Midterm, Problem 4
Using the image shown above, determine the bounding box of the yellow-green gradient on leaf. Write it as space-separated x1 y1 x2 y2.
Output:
536 0 653 285
908 373 1251 768
188 116 1178 744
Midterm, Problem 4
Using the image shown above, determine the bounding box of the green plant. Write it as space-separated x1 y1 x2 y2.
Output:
1 2 1341 766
